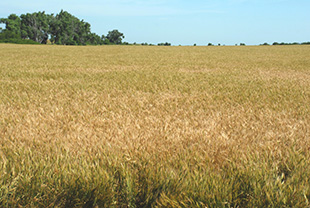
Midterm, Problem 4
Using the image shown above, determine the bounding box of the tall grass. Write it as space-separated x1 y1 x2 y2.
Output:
1 44 310 207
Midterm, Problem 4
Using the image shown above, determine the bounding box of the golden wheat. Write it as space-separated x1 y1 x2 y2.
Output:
0 44 310 207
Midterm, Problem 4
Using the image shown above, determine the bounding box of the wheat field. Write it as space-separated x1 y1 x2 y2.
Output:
0 44 310 207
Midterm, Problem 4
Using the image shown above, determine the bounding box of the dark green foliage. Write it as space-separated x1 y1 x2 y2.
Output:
261 42 269 45
0 38 40 44
49 10 93 45
102 38 111 45
0 14 21 38
100 35 111 45
0 14 24 43
85 33 102 45
240 43 246 46
20 12 51 44
0 30 20 39
106 29 125 44
0 10 126 45
271 41 309 45
158 42 171 46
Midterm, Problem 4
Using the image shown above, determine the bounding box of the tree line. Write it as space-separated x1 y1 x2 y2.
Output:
1 11 309 46
261 42 310 46
0 10 125 45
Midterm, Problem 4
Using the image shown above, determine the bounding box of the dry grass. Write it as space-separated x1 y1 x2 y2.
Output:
1 44 310 207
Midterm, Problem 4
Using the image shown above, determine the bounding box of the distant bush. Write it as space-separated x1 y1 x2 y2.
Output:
240 43 246 46
271 42 309 46
158 42 171 46
0 38 40 44
261 43 269 46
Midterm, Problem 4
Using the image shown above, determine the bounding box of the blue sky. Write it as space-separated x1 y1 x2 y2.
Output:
0 0 309 45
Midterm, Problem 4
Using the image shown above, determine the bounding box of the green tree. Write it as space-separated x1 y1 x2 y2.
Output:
49 10 92 45
158 42 171 46
20 12 50 44
0 14 21 39
86 33 102 45
1 11 124 45
106 29 124 44
101 35 111 45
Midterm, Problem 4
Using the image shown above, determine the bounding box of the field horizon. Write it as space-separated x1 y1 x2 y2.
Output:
1 44 310 207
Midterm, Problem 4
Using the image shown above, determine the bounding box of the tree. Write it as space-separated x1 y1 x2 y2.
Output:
0 11 125 45
101 35 111 45
86 33 102 45
106 29 124 44
20 12 50 44
49 10 94 45
158 42 171 46
0 14 21 39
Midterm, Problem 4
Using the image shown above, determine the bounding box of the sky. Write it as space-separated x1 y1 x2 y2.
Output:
0 0 309 45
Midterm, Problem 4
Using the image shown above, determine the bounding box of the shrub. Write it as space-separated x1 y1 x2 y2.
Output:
0 38 40 44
